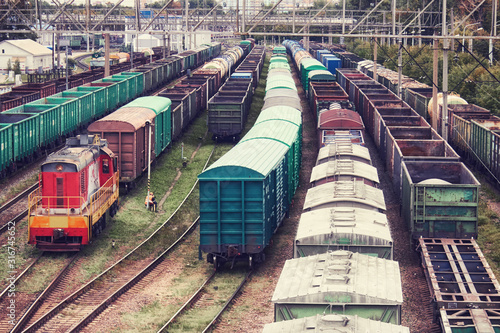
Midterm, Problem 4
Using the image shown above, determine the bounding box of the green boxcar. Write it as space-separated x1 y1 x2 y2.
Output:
300 58 327 94
0 124 13 174
58 90 94 126
404 87 433 119
199 139 291 265
470 117 500 172
102 77 128 106
0 113 40 161
272 46 287 54
252 106 302 193
123 96 172 156
5 104 59 148
199 107 302 266
112 74 136 102
266 75 297 92
401 160 480 239
77 85 107 119
268 62 291 71
87 80 119 113
30 97 79 136
121 72 144 97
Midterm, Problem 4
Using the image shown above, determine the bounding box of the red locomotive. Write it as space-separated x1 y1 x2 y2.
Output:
28 135 119 251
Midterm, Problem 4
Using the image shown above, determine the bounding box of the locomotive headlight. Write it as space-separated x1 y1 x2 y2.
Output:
56 164 63 171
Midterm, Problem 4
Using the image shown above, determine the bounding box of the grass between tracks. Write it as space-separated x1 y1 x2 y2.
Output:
112 53 271 332
476 176 500 279
0 51 271 331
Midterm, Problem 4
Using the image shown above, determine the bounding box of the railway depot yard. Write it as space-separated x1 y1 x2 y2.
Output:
1 41 500 333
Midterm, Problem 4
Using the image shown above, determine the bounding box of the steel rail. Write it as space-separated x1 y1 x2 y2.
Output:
68 216 202 332
0 183 37 216
157 270 217 332
11 254 78 333
20 143 217 333
201 270 253 333
0 254 42 301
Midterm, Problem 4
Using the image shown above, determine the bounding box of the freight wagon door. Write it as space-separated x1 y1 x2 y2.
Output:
138 126 146 173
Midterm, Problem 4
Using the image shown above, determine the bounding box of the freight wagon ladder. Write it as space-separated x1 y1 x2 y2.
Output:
414 187 426 232
334 141 354 155
334 160 354 174
330 208 356 227
333 181 360 197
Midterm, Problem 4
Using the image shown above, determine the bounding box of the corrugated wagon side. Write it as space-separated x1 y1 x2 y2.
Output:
401 161 480 239
198 140 291 268
0 124 13 176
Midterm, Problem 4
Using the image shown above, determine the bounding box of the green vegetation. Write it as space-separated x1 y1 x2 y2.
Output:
0 173 38 206
476 178 500 278
345 39 500 114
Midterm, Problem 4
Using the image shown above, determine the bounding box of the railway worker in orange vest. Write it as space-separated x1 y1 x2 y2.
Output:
145 192 157 212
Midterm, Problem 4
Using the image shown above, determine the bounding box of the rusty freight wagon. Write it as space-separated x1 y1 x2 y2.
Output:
88 97 172 185
401 161 480 239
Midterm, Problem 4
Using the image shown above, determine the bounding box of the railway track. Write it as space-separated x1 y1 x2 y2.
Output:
157 269 252 333
11 144 217 333
0 254 42 305
0 183 37 235
74 54 91 71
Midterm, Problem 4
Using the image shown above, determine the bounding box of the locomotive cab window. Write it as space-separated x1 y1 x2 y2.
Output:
102 159 110 173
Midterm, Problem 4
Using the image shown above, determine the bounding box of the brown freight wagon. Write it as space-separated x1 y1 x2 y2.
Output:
88 107 156 185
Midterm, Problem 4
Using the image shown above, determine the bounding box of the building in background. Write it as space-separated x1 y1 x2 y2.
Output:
0 39 52 74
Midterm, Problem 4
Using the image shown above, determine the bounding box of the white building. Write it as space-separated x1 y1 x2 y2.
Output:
0 39 52 74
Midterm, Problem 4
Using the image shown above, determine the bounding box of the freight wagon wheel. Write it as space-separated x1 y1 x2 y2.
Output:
213 255 219 270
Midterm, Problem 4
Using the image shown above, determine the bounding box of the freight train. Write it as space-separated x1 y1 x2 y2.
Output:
284 40 493 332
26 41 263 251
0 42 223 179
263 42 408 332
198 50 302 269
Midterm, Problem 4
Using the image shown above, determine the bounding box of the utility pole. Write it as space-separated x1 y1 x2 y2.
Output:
398 39 402 98
432 37 438 131
185 0 189 49
373 38 378 82
86 0 90 52
442 0 449 140
104 33 110 77
392 0 396 45
490 0 498 65
418 9 422 47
